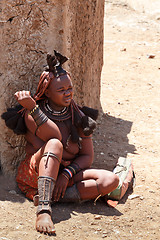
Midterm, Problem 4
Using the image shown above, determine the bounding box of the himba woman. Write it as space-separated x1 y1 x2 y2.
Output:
3 51 119 235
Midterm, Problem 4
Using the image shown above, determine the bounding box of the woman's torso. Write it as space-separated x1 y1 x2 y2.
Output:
25 117 80 161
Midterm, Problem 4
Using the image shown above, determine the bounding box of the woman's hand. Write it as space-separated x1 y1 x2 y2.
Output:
14 90 36 111
61 159 72 167
53 173 69 202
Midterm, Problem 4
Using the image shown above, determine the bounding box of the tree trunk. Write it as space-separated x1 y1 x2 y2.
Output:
0 0 105 175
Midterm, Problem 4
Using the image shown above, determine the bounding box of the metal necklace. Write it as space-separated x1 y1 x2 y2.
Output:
40 100 71 121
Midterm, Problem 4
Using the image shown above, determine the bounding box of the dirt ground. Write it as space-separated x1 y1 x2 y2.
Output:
0 1 160 239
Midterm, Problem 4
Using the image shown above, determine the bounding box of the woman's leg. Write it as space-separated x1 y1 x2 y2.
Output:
33 138 63 235
73 169 119 200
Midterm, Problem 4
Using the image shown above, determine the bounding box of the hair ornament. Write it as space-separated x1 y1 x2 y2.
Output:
46 50 68 77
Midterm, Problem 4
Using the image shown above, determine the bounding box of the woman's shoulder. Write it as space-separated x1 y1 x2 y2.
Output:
78 127 92 139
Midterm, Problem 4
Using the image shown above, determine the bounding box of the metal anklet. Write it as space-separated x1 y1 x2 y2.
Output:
37 176 56 215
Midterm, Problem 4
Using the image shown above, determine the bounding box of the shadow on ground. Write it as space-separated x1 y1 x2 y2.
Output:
0 173 25 203
52 200 123 224
93 113 136 171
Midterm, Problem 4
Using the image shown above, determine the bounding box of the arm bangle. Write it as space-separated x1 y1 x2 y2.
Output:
29 105 48 129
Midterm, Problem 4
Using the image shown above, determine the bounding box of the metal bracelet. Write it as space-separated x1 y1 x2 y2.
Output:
30 106 48 127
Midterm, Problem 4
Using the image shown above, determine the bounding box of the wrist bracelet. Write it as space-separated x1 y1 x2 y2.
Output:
28 105 39 115
63 168 73 179
61 172 69 181
29 105 48 134
69 162 82 175
63 162 82 179
67 165 76 175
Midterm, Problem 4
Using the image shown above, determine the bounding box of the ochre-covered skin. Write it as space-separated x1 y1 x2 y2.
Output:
14 74 119 235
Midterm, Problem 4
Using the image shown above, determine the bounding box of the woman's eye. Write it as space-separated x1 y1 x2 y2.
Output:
57 89 65 92
57 87 72 93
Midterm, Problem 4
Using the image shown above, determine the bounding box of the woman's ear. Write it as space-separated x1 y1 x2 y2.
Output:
42 78 50 98
44 89 50 98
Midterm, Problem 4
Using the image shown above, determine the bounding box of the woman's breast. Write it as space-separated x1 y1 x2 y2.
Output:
63 139 79 158
56 121 80 158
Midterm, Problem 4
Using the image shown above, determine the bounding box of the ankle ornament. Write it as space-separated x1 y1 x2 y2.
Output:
37 176 56 215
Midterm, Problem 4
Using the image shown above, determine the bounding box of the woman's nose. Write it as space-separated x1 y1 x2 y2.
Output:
64 89 71 96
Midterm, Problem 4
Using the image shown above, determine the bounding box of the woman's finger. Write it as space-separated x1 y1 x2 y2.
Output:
56 187 63 201
21 90 29 98
53 186 58 201
53 184 62 201
61 186 67 199
14 92 19 99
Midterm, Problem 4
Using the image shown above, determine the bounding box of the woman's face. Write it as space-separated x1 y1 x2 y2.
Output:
45 74 73 110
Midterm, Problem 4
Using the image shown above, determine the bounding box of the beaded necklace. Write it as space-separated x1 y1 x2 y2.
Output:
45 101 68 116
39 100 72 121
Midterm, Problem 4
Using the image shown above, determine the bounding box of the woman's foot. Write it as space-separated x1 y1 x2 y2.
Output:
36 212 55 235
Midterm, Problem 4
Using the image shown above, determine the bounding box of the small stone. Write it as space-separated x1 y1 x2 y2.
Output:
102 234 108 238
94 215 102 220
90 222 97 225
59 29 64 35
135 185 143 188
113 216 119 220
147 54 155 59
120 47 126 51
128 194 140 200
72 211 78 216
97 228 102 231
114 229 120 234
37 235 42 239
9 190 17 195
149 190 155 193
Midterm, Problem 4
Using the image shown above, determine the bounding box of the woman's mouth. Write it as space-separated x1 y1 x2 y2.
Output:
64 97 71 103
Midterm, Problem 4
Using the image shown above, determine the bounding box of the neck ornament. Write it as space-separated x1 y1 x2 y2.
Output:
40 100 71 121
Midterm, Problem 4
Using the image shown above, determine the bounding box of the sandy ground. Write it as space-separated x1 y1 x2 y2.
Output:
0 1 160 239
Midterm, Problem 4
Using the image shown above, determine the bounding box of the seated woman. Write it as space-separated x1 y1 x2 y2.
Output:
12 51 119 235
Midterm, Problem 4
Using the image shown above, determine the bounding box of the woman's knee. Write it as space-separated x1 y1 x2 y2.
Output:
97 170 119 195
111 173 119 189
45 138 63 154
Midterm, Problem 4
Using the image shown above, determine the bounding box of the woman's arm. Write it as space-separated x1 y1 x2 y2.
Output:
14 90 62 142
73 136 94 169
25 111 62 142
